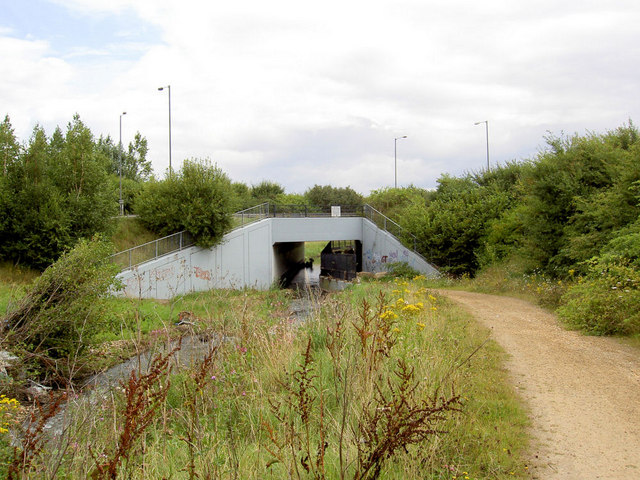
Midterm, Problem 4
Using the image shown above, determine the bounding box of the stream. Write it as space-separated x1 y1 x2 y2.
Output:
40 273 322 437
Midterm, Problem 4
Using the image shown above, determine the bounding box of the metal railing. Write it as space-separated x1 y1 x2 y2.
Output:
362 204 419 253
111 230 195 271
268 204 364 218
231 202 270 228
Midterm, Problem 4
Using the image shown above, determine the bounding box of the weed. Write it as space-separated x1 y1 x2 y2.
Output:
354 360 461 480
7 392 65 480
90 343 178 479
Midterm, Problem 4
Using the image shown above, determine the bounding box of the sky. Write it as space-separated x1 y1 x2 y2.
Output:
1 0 639 195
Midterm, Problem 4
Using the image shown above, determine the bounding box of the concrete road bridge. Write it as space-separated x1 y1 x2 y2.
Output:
113 204 438 299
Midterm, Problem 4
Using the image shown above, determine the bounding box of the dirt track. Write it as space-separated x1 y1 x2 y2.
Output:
439 290 640 480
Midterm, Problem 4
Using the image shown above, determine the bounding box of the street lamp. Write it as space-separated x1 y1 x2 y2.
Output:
394 135 407 189
119 111 127 216
158 85 172 176
474 120 490 170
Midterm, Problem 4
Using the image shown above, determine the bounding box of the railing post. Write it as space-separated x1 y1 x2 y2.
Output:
305 205 308 217
155 239 158 259
180 232 183 250
129 250 132 269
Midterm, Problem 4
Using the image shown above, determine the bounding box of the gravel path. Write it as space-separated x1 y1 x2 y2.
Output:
439 290 640 480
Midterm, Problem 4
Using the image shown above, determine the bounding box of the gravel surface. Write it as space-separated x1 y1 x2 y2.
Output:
439 290 640 480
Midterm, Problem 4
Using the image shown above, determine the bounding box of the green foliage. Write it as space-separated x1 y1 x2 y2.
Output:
0 115 20 176
274 192 306 205
2 238 120 385
558 259 640 335
135 158 234 247
401 173 516 275
556 221 640 335
304 184 364 207
231 181 253 210
366 186 434 221
250 180 284 204
0 279 529 478
110 216 157 252
384 261 422 278
0 115 117 269
98 131 152 182
514 124 640 274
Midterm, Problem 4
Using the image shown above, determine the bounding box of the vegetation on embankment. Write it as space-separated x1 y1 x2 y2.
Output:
372 122 640 337
4 112 640 337
0 249 529 479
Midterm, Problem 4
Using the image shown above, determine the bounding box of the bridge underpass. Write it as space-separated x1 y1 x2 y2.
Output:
114 208 439 300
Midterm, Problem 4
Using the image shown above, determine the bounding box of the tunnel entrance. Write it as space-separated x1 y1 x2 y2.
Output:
273 240 362 289
320 240 362 281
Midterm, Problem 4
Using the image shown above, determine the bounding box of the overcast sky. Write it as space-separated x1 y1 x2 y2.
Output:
2 0 639 194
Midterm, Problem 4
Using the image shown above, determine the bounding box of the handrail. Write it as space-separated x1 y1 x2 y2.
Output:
362 204 419 253
110 230 195 271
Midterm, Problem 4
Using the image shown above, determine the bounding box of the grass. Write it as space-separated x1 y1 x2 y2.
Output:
1 276 530 479
0 262 38 317
304 241 327 263
111 217 157 252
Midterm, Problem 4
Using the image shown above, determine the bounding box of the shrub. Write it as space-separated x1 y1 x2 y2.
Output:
2 238 120 386
385 261 422 279
557 260 640 335
135 158 234 248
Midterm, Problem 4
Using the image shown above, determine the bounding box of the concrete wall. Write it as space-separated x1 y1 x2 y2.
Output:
115 217 438 299
273 242 305 280
362 219 439 276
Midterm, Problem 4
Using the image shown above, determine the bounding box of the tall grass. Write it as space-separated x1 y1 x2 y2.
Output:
0 262 39 317
2 279 529 479
111 217 157 252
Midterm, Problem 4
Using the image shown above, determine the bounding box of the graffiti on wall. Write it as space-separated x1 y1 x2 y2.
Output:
154 266 175 281
194 266 212 281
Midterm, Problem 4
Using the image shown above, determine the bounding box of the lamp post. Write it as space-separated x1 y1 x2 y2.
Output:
394 135 407 189
119 111 127 216
474 120 489 170
158 85 172 176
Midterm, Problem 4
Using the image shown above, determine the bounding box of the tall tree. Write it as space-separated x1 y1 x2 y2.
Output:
304 184 364 207
251 180 285 204
0 114 117 269
0 115 20 176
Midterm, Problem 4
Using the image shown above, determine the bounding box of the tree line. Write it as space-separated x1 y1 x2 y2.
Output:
371 121 640 335
0 114 364 268
2 113 638 333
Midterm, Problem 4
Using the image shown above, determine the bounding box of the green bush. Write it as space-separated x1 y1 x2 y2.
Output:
135 158 234 248
2 238 120 385
558 260 640 335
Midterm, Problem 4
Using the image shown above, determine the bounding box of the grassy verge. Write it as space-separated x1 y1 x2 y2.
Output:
0 262 38 316
2 278 529 479
111 216 157 252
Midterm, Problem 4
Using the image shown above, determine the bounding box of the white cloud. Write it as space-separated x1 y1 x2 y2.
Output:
2 0 640 194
